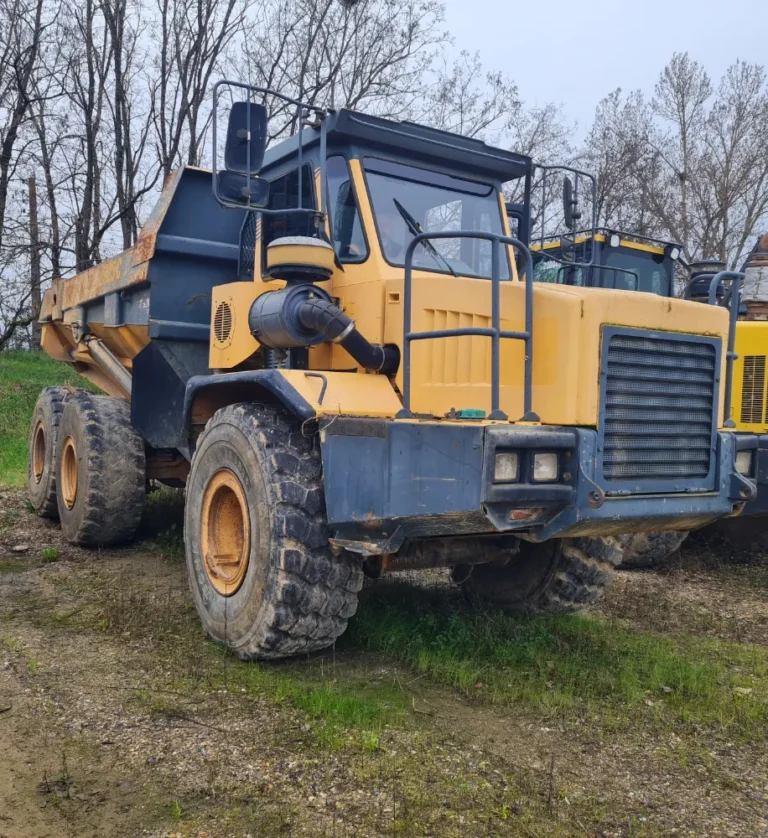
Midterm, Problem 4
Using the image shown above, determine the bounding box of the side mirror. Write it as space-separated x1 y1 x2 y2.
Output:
224 101 268 174
563 176 581 231
216 170 270 208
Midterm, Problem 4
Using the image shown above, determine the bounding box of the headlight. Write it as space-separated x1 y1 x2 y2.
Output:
494 452 519 482
607 233 620 248
736 450 753 476
533 452 558 482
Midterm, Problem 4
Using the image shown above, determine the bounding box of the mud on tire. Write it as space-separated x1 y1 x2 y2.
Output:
618 530 688 570
56 393 146 545
27 386 76 518
454 536 623 613
184 402 363 661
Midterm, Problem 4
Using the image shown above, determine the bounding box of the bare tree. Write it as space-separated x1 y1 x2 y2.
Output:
240 0 448 138
151 0 245 177
583 54 768 267
0 0 48 349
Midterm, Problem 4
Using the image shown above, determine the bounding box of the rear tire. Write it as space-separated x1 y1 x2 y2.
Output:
453 536 623 612
27 387 73 518
618 531 688 569
56 394 146 545
184 403 362 661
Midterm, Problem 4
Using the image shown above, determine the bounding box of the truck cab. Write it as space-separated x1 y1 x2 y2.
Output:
531 228 680 296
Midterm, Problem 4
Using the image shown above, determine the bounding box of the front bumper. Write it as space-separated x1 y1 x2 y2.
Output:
742 433 768 517
319 418 756 552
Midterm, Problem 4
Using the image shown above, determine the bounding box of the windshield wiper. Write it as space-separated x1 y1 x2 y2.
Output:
392 198 458 277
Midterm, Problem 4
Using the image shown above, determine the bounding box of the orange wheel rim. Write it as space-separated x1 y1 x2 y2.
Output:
61 436 78 510
201 469 251 596
32 421 46 484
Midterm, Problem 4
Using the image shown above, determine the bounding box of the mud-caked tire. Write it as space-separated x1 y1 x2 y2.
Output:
56 393 146 545
453 536 623 613
27 386 76 518
618 531 689 570
184 402 363 661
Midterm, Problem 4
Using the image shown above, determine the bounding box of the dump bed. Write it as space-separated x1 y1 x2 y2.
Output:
39 167 245 399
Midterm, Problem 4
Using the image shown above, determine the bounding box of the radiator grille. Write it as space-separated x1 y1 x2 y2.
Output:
740 355 766 424
601 332 717 485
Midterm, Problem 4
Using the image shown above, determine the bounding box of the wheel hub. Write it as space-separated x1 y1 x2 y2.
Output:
61 435 78 509
201 469 251 596
32 421 46 484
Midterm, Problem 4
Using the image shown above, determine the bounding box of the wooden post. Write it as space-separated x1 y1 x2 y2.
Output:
28 176 42 349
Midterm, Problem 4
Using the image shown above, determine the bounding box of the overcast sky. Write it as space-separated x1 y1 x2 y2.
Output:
443 0 765 133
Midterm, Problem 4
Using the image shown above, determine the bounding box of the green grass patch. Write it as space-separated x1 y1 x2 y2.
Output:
347 581 768 737
0 350 97 486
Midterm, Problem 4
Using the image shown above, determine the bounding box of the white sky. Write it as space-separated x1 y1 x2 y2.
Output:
443 0 766 134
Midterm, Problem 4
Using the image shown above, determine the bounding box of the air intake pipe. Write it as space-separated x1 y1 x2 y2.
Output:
248 285 399 374
298 297 399 373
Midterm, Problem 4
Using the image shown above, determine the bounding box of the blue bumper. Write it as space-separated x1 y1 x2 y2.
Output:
319 418 756 550
742 434 768 517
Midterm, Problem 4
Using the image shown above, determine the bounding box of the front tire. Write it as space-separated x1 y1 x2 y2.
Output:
453 536 623 612
184 403 362 660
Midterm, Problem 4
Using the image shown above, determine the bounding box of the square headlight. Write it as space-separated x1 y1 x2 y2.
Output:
533 452 558 482
736 450 753 476
494 451 519 482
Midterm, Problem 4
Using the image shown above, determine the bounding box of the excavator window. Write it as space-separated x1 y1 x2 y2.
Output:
327 156 368 262
362 157 510 280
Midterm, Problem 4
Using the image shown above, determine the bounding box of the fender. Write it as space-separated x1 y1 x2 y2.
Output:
183 370 316 448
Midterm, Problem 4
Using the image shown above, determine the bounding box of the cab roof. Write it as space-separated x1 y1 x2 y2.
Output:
261 108 532 183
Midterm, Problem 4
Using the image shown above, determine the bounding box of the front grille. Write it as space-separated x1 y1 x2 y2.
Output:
740 355 766 424
601 330 718 488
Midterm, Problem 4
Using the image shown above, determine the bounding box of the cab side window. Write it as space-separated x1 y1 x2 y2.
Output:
261 165 315 271
327 156 367 261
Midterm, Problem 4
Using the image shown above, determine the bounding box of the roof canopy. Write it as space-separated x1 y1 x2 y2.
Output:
261 108 532 183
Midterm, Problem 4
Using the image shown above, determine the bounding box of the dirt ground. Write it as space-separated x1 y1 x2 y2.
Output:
2 486 768 837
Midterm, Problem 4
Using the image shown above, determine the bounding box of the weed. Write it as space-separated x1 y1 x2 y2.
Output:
39 751 73 804
166 800 183 823
361 729 381 752
27 656 40 674
41 546 60 561
1 634 22 652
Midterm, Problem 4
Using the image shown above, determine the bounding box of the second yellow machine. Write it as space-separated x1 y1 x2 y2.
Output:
29 83 755 659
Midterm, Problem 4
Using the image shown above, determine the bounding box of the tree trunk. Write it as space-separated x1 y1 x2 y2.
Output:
28 176 42 350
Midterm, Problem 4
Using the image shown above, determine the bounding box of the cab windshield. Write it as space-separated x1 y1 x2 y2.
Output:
601 248 672 296
533 241 672 296
362 157 510 279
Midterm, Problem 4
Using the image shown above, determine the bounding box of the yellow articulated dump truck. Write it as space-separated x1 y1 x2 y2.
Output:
28 82 756 659
682 240 768 548
529 209 767 564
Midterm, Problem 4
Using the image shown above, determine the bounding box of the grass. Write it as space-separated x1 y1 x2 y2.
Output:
0 350 98 486
347 580 768 737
